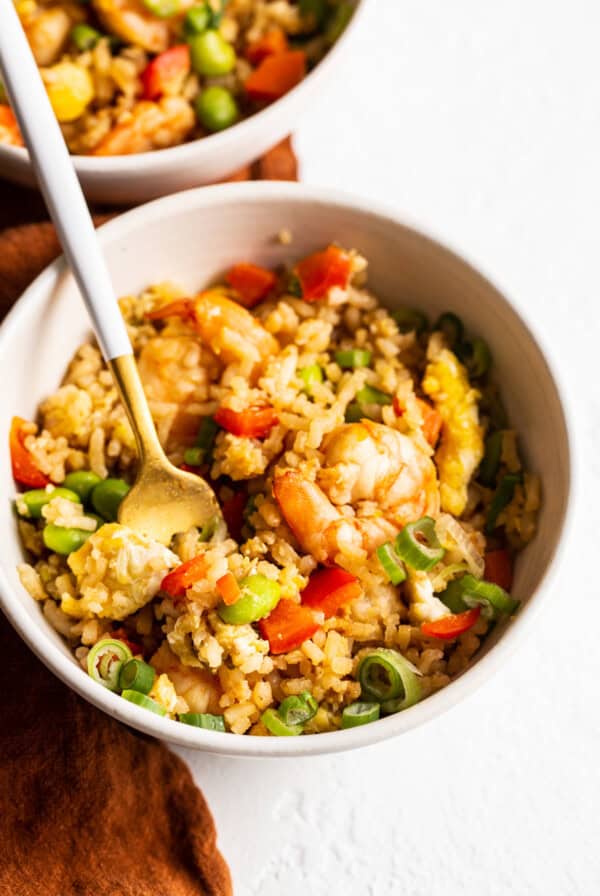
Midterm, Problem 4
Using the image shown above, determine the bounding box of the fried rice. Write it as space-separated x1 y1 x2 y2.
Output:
13 243 540 735
0 0 353 155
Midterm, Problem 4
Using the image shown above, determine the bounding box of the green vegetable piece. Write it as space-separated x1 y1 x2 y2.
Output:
391 308 428 334
43 523 93 555
325 0 354 45
376 542 407 585
299 0 327 29
195 85 238 131
457 337 492 378
121 690 167 716
141 0 179 17
299 364 324 394
119 658 155 695
18 486 79 519
91 477 130 522
357 648 422 708
355 385 392 406
217 573 280 624
207 0 228 25
63 470 102 503
184 447 205 466
341 702 380 729
435 312 464 347
87 639 132 691
189 30 236 76
395 516 445 571
334 349 372 369
183 3 211 36
485 472 522 534
441 573 520 620
261 707 303 736
278 691 318 727
179 712 226 730
198 515 217 542
286 273 303 297
71 23 102 50
479 431 504 487
344 402 363 423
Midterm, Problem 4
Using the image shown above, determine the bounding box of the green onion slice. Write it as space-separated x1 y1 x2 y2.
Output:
344 402 363 423
335 349 372 369
325 0 354 44
121 690 167 716
395 517 445 571
391 308 428 334
441 573 520 620
355 385 392 406
456 337 492 378
479 431 504 487
341 702 380 728
141 0 178 16
485 473 522 534
261 707 303 736
376 542 407 585
87 639 132 692
299 364 324 394
278 691 318 727
185 416 218 467
179 712 226 731
118 658 155 695
287 273 303 297
71 23 102 50
357 648 422 707
434 312 464 347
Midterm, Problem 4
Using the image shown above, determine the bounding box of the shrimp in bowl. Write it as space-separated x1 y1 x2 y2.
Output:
12 244 540 737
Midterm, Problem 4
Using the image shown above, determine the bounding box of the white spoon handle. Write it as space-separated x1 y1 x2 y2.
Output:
0 0 131 361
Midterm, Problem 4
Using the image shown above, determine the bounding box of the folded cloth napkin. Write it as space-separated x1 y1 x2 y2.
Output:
0 136 298 895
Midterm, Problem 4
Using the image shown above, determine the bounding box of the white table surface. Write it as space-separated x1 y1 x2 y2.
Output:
176 1 599 892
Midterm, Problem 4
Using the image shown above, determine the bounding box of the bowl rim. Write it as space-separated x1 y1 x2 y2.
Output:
0 0 371 174
0 181 576 758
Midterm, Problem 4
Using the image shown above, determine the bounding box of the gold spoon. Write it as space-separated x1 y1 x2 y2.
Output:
0 9 223 545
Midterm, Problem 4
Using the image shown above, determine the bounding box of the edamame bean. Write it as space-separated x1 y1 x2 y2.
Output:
18 487 79 519
189 30 236 76
91 478 130 522
218 574 280 624
63 470 102 503
195 86 238 131
43 524 92 555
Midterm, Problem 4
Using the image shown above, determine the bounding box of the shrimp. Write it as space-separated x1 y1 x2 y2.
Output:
23 6 73 66
318 421 439 527
93 97 195 155
190 289 279 368
274 421 439 565
91 0 170 53
273 470 397 565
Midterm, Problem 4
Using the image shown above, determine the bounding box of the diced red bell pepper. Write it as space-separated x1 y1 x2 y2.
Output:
245 49 306 102
160 555 206 599
214 405 279 439
221 491 247 542
0 105 23 146
301 566 362 618
484 549 513 591
295 245 352 302
141 45 191 101
393 396 443 447
225 263 277 308
147 298 193 321
259 598 319 655
421 606 481 640
216 572 241 606
10 417 49 488
245 27 289 65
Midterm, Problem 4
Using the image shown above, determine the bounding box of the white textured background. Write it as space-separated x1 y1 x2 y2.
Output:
177 1 600 892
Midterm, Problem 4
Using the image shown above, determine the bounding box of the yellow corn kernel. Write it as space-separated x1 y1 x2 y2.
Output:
42 62 94 123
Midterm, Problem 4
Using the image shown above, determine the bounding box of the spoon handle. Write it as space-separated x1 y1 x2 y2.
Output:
0 0 165 462
0 0 130 362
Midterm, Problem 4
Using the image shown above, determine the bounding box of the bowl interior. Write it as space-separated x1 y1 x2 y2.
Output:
0 184 571 756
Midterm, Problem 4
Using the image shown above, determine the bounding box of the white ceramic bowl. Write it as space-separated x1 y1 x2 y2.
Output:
0 183 573 757
0 0 369 204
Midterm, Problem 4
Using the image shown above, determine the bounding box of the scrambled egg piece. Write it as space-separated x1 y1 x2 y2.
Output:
422 347 484 516
62 523 178 620
406 571 450 625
